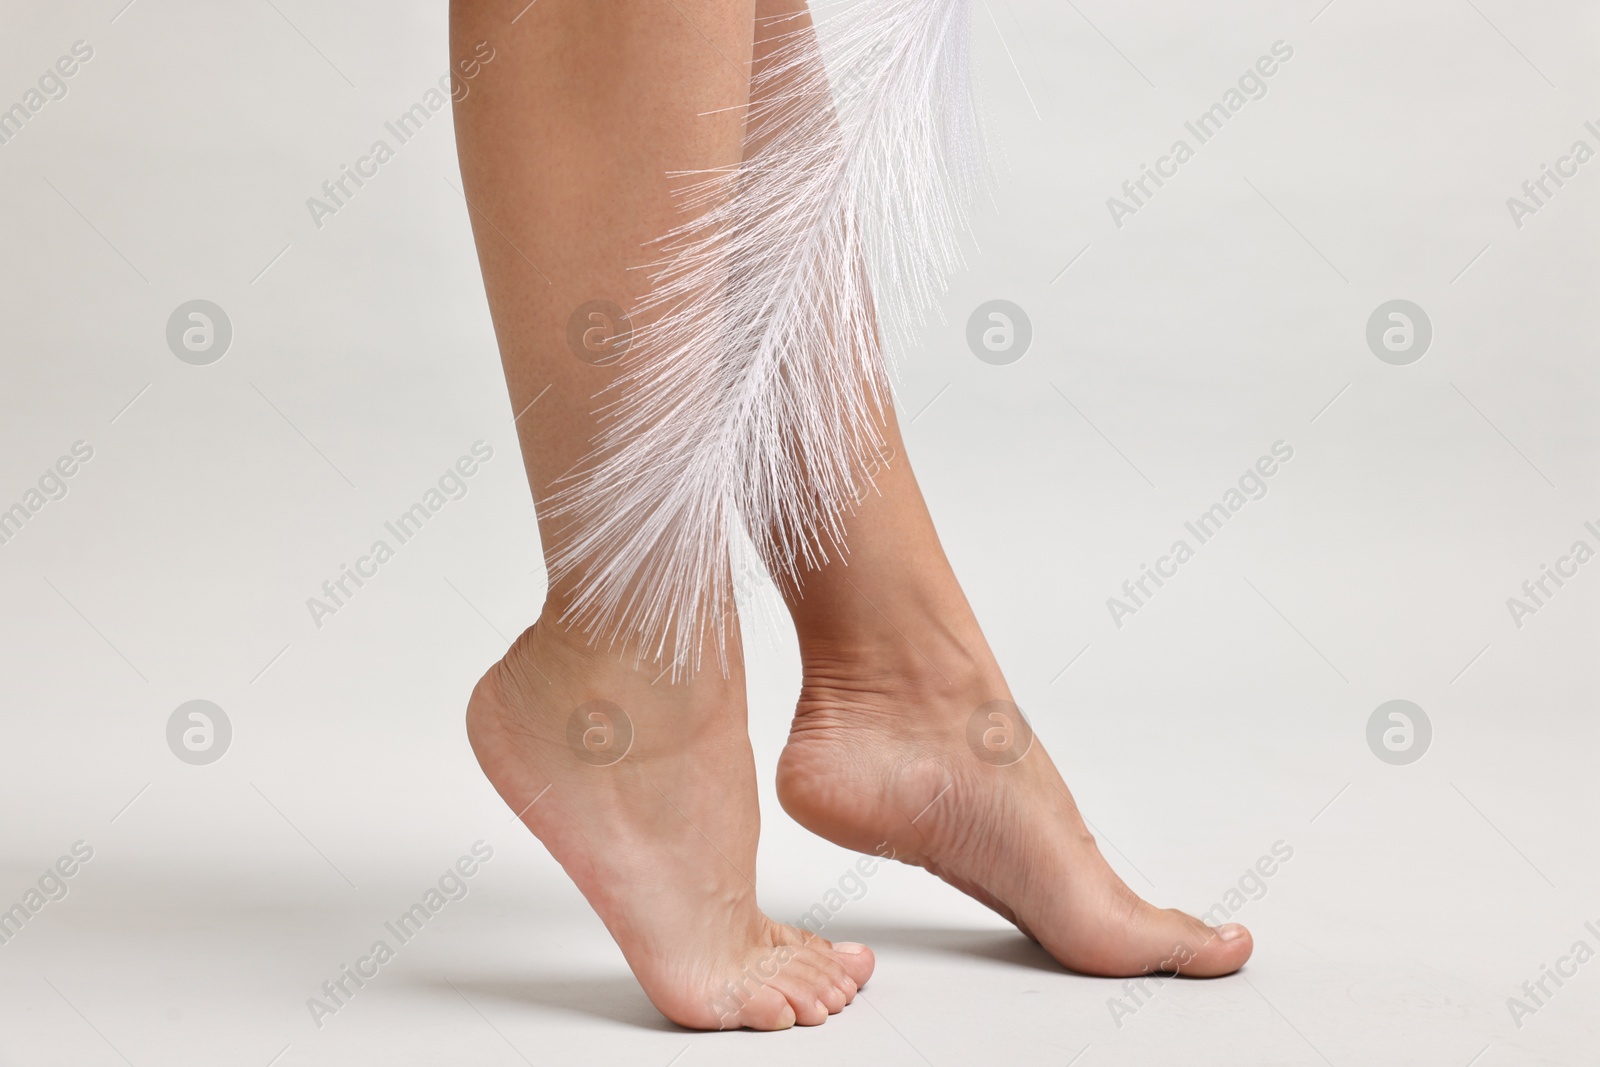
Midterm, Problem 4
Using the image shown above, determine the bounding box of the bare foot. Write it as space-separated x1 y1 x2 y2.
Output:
467 621 875 1029
776 609 1253 979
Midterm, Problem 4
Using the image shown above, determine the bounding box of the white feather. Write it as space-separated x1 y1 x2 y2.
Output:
545 0 980 676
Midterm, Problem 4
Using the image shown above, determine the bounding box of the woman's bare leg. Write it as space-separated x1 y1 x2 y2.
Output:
776 397 1257 978
450 0 872 1030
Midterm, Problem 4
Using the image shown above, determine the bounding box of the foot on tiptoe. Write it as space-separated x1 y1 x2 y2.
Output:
467 620 875 1029
777 614 1252 979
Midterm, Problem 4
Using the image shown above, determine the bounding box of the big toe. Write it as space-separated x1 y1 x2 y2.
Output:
1138 908 1252 977
1048 903 1252 979
1177 915 1253 977
829 941 876 989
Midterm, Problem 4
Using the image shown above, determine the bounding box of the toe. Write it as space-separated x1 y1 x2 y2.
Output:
818 981 849 1015
1038 895 1252 979
806 955 853 1014
768 955 836 1025
829 941 875 989
733 986 797 1031
1135 908 1251 978
789 994 830 1026
1182 918 1253 977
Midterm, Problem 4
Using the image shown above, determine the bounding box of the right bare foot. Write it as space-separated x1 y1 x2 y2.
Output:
465 620 874 1030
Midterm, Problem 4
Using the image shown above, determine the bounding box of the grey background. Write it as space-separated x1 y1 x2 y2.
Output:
0 0 1596 1064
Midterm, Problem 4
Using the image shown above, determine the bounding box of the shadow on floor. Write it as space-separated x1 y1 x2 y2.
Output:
411 973 682 1032
408 925 1072 1032
825 922 1071 975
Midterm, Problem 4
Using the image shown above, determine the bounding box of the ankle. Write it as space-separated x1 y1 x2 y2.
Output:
501 616 607 683
793 628 1007 734
791 572 994 680
472 619 746 771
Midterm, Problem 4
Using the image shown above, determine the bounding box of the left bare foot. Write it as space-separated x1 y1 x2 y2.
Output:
776 612 1252 979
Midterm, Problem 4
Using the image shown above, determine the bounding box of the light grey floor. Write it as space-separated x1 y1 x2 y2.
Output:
1 1 1596 1064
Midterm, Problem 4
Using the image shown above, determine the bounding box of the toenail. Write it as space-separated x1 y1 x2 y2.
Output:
1216 923 1246 941
834 941 867 954
815 999 828 1017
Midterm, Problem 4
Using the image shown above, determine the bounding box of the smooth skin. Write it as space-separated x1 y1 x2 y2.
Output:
451 0 1251 1032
